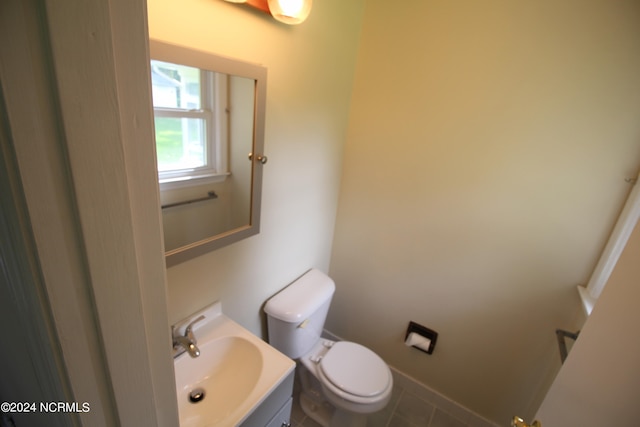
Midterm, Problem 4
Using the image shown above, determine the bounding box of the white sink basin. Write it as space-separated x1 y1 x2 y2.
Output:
173 303 294 427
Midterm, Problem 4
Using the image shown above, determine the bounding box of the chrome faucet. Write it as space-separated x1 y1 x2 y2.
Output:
172 315 205 358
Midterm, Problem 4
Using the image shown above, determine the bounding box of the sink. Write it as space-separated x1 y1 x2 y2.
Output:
172 302 295 427
175 337 263 426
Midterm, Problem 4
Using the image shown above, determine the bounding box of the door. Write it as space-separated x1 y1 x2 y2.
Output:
535 218 640 426
0 99 72 427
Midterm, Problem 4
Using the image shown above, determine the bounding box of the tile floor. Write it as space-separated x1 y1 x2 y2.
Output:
289 367 500 427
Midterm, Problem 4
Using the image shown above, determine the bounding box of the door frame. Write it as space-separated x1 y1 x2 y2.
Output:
0 0 177 425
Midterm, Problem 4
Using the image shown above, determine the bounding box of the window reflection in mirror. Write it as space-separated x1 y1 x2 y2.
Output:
151 60 228 185
149 40 267 265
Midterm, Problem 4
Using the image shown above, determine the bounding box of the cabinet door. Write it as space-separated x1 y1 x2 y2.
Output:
239 370 294 427
265 397 292 427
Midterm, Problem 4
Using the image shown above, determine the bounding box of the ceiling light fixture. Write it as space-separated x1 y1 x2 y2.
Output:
224 0 313 25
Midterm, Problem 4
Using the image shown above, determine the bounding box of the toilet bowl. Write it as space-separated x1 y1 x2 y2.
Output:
264 269 393 426
301 339 393 414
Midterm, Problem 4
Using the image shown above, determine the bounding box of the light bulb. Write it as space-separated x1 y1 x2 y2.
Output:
267 0 312 25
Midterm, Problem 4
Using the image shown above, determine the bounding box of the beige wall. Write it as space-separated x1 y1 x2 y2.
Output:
329 0 640 423
147 0 365 331
536 219 640 425
149 0 640 423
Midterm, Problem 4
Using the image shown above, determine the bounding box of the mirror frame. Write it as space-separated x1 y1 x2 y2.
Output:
149 40 267 267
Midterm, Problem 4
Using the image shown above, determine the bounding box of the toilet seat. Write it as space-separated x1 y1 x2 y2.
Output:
316 341 391 404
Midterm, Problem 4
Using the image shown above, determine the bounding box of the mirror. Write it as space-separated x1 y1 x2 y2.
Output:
149 40 267 266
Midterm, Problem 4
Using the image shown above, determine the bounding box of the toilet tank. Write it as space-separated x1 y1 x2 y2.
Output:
264 269 335 359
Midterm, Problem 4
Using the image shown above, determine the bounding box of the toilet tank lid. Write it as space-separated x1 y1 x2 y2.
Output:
265 269 336 323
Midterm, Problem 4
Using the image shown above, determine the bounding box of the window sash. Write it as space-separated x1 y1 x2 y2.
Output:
151 67 228 186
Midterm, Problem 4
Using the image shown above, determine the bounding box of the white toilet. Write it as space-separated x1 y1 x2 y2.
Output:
265 269 393 427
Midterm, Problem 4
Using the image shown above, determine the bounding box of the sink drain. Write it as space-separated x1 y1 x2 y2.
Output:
189 388 205 403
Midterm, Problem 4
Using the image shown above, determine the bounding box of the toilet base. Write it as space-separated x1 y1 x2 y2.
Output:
300 392 368 427
300 391 332 427
298 362 372 427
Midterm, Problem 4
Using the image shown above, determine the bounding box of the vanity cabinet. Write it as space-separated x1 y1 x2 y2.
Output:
264 397 292 427
239 370 294 427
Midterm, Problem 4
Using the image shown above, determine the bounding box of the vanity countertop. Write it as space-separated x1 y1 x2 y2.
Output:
173 302 295 427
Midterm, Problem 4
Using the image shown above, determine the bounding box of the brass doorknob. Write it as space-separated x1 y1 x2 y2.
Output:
512 416 541 427
248 153 268 164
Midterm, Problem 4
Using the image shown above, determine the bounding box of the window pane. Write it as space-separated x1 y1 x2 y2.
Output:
151 60 201 110
155 117 206 172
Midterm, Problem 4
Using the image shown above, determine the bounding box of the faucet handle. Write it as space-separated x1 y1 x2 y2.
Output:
184 315 206 340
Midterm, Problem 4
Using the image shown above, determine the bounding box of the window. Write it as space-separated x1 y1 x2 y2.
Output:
150 60 228 187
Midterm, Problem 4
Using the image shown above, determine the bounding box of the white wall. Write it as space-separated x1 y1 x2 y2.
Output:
147 0 365 333
329 0 640 423
536 219 640 425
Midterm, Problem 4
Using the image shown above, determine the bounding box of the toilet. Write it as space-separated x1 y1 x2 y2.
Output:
265 269 393 427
